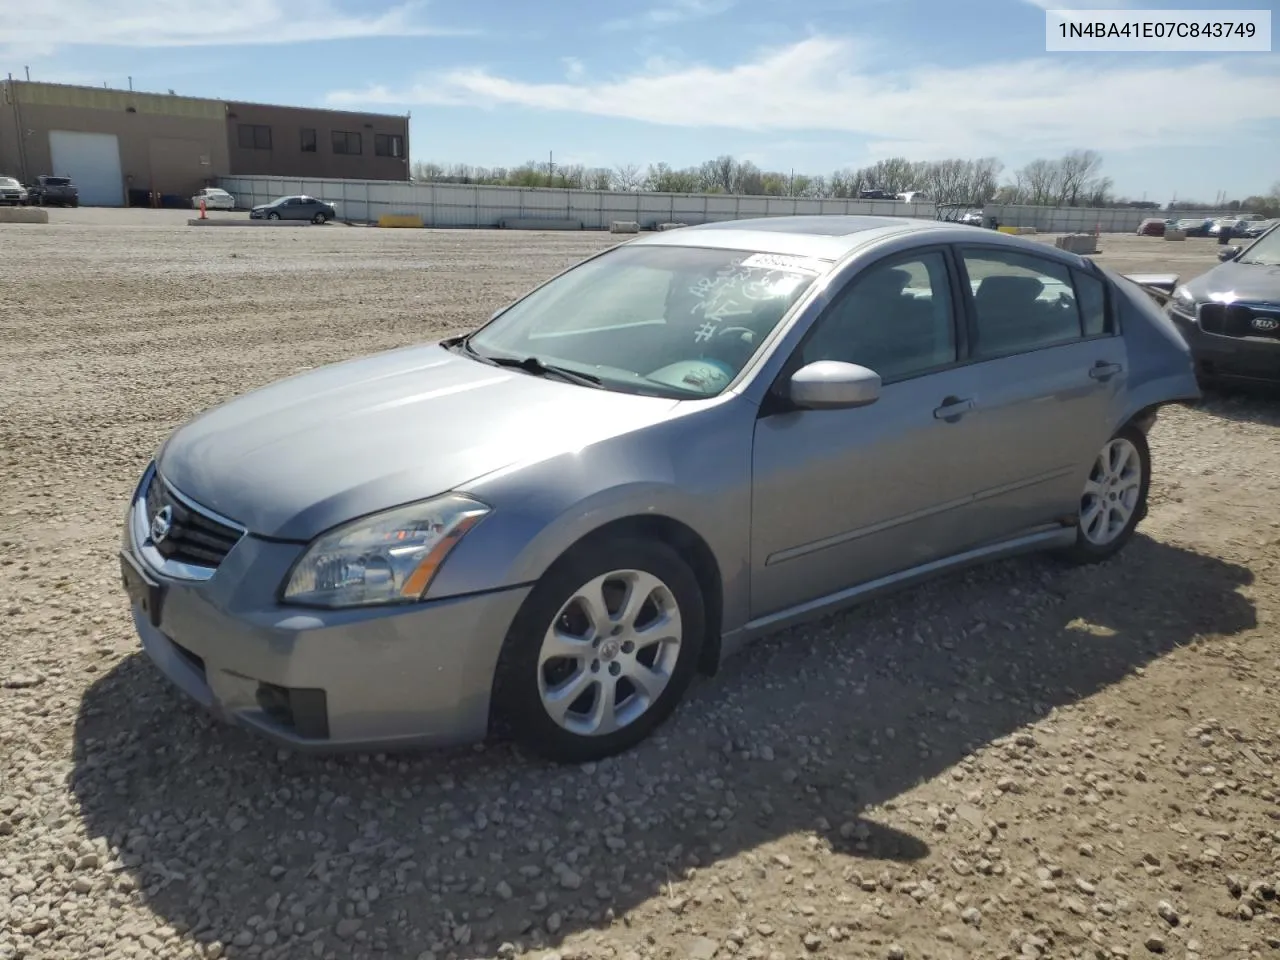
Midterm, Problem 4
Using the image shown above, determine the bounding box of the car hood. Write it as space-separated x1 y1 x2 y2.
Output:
1186 259 1280 303
156 343 680 540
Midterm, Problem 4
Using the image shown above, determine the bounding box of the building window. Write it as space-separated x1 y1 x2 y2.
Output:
332 130 362 155
375 133 404 158
300 128 317 153
237 124 272 150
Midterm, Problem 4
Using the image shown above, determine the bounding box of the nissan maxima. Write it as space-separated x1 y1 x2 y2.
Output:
120 216 1200 763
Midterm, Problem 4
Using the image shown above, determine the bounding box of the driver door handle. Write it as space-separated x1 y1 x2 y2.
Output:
933 396 975 422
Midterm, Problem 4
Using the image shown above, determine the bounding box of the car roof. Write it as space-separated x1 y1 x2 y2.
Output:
627 214 1093 269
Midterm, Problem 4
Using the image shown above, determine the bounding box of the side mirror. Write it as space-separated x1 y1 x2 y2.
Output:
1218 245 1241 262
788 361 881 410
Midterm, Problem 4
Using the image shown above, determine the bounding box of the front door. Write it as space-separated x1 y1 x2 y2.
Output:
749 246 985 619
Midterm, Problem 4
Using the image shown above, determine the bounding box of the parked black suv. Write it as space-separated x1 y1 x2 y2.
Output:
28 175 80 207
1167 221 1280 388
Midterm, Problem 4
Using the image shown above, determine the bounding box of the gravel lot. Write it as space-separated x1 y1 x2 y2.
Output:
2 214 1279 960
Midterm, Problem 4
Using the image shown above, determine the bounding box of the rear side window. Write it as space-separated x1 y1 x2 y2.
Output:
960 248 1083 359
1073 269 1111 336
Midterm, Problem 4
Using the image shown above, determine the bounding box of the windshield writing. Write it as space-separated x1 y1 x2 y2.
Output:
466 245 825 398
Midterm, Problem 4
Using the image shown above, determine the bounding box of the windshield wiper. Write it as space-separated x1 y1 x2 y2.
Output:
461 340 603 388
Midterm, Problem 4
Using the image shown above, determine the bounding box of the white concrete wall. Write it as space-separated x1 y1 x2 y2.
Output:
981 204 1149 233
217 175 939 228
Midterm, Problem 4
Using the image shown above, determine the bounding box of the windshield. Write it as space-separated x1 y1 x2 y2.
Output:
465 244 827 398
0 177 19 188
44 177 71 185
1239 225 1280 266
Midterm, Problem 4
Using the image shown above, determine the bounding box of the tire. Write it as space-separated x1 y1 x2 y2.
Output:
490 536 706 763
267 211 280 220
312 212 325 224
1057 424 1150 565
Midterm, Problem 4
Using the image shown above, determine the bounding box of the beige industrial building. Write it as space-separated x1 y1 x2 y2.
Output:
0 79 410 207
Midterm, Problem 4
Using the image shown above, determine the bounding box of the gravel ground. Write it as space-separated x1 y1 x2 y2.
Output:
2 216 1279 960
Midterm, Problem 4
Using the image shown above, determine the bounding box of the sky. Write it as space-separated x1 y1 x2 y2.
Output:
2 0 1278 202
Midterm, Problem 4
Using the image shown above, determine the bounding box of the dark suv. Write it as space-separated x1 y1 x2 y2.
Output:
1167 222 1280 387
29 175 80 207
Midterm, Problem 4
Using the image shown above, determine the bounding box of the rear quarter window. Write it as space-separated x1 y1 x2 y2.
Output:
1072 269 1112 337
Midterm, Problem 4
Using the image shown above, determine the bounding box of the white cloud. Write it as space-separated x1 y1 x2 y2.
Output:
327 36 1280 157
602 0 736 33
0 0 473 49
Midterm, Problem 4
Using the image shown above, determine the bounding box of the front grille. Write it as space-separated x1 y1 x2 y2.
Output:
1199 302 1280 341
143 472 244 569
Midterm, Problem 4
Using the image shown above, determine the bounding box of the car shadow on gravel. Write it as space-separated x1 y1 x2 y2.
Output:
1194 385 1280 425
70 534 1255 959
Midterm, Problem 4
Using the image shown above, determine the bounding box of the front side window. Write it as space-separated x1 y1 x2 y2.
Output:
465 245 827 398
962 248 1084 359
799 251 958 381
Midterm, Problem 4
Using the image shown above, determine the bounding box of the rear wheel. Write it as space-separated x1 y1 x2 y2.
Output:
1058 425 1150 565
490 536 705 763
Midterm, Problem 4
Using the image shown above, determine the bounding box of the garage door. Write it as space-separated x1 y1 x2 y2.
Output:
48 130 124 207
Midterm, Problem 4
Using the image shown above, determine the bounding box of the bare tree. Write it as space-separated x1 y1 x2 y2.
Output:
611 163 643 192
1055 149 1105 206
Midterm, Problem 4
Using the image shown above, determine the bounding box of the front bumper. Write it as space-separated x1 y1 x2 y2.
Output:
120 470 531 752
1169 308 1280 384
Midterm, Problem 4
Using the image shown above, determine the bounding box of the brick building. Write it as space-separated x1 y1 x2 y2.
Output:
0 79 410 207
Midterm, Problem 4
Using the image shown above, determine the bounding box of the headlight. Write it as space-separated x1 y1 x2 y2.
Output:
281 494 490 608
1172 285 1196 310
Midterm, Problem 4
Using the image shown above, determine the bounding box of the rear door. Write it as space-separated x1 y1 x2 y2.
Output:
948 243 1127 539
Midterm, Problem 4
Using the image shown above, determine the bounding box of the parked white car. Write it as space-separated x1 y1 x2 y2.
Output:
191 187 236 211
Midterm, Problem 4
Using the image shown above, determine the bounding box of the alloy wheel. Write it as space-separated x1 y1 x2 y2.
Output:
536 569 683 737
1080 436 1143 546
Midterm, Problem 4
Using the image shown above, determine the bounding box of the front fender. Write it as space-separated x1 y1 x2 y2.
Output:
426 399 757 631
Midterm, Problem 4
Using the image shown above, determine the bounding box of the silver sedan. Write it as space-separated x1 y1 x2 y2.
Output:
119 216 1200 762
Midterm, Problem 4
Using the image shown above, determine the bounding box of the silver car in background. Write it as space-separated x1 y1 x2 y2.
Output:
119 216 1200 763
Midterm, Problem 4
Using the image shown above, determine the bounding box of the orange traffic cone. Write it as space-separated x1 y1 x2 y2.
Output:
199 197 207 219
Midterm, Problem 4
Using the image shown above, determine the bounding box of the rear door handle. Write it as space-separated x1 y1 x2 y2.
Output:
933 396 975 422
1089 361 1123 381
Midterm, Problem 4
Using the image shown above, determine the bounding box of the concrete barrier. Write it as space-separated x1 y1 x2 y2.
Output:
1055 234 1098 255
657 222 688 231
1164 229 1187 241
0 206 49 224
188 218 312 227
610 220 641 234
498 218 584 230
377 214 424 228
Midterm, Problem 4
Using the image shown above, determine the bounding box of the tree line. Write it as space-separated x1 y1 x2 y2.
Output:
408 149 1276 213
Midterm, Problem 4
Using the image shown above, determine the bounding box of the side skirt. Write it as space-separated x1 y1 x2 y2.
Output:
720 525 1077 659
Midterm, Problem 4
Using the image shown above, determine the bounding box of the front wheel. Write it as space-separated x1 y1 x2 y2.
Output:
490 536 706 763
312 212 326 224
267 211 280 220
1058 425 1150 565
